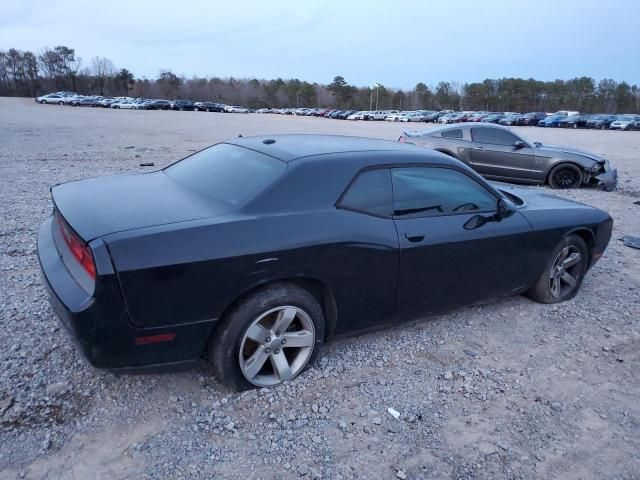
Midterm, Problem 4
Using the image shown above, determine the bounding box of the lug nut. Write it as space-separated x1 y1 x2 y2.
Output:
274 349 280 354
281 339 286 345
275 331 280 337
265 337 271 343
265 348 271 353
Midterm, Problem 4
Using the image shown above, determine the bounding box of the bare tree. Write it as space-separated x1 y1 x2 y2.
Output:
91 56 115 95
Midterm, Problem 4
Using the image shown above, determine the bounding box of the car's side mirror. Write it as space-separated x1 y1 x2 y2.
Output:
514 140 526 148
495 198 516 220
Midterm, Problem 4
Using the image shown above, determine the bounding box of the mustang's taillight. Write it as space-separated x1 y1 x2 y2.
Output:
398 135 406 143
57 216 96 279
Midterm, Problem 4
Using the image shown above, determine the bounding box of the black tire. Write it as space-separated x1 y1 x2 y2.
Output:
548 163 582 189
526 234 588 304
209 283 325 391
58 101 63 105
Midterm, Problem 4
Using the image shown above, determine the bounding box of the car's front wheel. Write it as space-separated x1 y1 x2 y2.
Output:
210 283 325 390
548 163 582 189
527 234 588 304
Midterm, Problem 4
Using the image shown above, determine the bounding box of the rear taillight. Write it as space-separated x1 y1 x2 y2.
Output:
398 135 406 143
57 216 96 279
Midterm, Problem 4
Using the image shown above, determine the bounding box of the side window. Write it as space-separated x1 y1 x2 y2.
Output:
471 127 519 146
441 129 463 139
339 169 392 217
392 167 496 217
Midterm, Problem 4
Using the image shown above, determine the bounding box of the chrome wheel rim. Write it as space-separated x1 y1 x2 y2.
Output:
239 306 315 387
549 245 582 298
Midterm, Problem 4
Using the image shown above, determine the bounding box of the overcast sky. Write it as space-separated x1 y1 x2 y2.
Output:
2 0 639 88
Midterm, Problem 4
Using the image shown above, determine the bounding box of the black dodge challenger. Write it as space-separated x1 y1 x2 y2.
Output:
38 135 613 389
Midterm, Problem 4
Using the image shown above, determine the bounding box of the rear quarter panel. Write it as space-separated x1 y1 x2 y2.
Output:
104 211 400 334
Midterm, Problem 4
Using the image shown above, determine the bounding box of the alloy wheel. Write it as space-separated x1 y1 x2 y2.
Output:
552 167 580 188
549 246 582 298
239 306 315 387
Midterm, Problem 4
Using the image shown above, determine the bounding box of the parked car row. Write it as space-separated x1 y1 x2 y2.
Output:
34 92 250 113
435 110 640 130
34 92 640 129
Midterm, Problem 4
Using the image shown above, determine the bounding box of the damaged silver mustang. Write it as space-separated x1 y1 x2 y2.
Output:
399 123 618 191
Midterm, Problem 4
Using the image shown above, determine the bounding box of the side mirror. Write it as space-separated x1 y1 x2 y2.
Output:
514 140 526 148
495 198 516 221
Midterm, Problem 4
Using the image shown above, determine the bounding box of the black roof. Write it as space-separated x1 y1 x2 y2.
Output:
226 134 430 163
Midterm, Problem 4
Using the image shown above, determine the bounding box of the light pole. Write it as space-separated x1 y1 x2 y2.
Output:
371 82 380 111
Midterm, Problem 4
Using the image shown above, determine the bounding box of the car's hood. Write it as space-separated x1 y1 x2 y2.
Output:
534 144 603 163
52 171 228 241
489 181 595 211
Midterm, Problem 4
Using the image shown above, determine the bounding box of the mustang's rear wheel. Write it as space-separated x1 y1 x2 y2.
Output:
209 283 325 390
548 163 582 189
527 234 588 304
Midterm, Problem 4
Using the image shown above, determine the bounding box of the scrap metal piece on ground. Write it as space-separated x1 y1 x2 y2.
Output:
622 235 640 249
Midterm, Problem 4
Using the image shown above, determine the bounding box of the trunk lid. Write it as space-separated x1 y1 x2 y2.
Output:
52 171 228 241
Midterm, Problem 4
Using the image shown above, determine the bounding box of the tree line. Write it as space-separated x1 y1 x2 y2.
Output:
1 45 639 114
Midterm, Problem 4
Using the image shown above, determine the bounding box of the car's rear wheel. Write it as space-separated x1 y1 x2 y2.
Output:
58 101 63 105
548 163 582 189
210 283 325 390
527 234 588 304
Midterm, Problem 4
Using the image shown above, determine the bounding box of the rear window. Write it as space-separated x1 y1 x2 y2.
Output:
165 143 286 207
441 129 463 139
339 169 392 217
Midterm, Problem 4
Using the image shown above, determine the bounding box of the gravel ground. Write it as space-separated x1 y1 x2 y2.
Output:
0 97 639 480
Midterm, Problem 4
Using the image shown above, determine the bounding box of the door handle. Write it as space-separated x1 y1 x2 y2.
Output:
474 146 484 151
405 231 425 243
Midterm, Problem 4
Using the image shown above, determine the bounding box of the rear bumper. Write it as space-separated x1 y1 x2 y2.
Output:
37 217 215 374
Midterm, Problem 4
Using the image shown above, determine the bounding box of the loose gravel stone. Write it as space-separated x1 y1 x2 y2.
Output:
1 98 639 479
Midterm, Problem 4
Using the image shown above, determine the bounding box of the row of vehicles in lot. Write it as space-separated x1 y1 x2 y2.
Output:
434 110 640 130
34 91 640 130
35 92 250 113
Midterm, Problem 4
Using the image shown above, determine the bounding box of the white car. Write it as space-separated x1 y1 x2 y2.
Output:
347 111 366 120
362 110 387 120
553 110 579 117
111 100 137 109
609 115 640 131
384 112 408 122
225 105 249 113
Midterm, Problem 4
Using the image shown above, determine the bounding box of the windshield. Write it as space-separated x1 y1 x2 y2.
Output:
165 143 286 208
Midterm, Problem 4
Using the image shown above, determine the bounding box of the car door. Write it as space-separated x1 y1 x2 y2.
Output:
334 167 400 332
469 127 542 181
391 166 533 320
